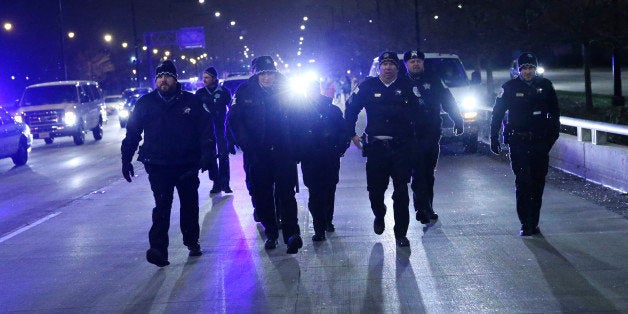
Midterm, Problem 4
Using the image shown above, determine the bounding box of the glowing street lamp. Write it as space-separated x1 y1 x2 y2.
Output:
103 33 113 42
67 31 75 39
3 22 12 31
303 16 308 21
121 42 128 48
230 21 236 26
300 25 306 30
214 11 221 17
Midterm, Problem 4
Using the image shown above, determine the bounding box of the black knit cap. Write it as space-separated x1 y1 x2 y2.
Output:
517 52 537 69
251 56 277 74
378 51 399 66
155 60 177 79
204 66 218 77
403 50 425 61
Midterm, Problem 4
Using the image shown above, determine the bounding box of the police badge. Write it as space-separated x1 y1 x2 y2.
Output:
413 86 421 97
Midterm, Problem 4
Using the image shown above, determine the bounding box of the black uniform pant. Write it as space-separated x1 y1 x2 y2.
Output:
144 163 200 259
411 135 440 217
366 139 412 238
508 138 553 229
247 149 299 243
209 154 230 189
301 155 341 235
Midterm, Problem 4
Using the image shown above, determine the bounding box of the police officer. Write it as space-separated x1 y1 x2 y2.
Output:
403 50 464 225
226 56 303 254
490 52 560 236
293 80 349 241
121 60 216 267
196 66 234 194
345 52 418 247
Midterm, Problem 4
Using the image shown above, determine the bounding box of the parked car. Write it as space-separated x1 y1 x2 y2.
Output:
0 108 32 166
15 80 107 145
369 53 482 153
121 87 152 103
104 95 125 115
118 94 141 128
509 59 545 79
220 74 252 96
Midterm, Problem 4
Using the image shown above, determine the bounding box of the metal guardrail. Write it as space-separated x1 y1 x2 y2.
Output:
477 106 628 145
560 116 628 145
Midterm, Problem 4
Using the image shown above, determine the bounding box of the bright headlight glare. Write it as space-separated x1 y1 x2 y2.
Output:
463 111 478 120
461 96 478 111
119 109 130 118
14 114 23 123
64 111 77 126
537 66 545 75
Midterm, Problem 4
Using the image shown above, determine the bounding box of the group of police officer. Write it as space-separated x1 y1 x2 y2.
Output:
121 50 559 266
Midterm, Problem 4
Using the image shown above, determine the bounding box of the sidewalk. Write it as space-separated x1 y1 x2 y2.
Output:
0 146 626 312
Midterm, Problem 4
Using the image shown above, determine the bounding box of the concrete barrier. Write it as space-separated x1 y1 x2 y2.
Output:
550 134 627 193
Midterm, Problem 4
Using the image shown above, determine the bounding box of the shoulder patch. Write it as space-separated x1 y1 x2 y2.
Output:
497 87 504 98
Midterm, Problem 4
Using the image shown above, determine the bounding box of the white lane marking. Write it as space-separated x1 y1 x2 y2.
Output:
0 212 62 243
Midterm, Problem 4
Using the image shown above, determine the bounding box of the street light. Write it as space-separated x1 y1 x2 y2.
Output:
67 31 75 38
104 33 113 42
3 22 12 31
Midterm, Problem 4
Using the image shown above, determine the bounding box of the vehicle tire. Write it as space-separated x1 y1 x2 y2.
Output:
44 138 54 145
11 138 28 166
93 118 103 141
463 134 478 154
73 127 85 145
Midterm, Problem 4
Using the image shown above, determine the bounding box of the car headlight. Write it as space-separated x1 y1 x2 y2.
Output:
64 111 77 126
463 112 478 120
537 66 545 75
461 96 478 111
119 109 130 119
14 114 23 124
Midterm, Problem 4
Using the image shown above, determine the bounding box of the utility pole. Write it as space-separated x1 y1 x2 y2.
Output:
414 0 421 49
58 0 68 80
131 0 140 87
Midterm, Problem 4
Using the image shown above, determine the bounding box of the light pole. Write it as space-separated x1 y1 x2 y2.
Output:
58 0 68 80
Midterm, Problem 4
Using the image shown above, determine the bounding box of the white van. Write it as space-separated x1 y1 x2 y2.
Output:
16 80 107 145
369 53 481 153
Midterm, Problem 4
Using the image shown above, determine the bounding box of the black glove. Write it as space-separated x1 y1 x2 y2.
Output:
453 122 464 136
122 162 134 182
490 137 502 155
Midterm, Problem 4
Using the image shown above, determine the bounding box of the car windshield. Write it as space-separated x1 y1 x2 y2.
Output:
222 79 247 95
105 97 122 103
20 85 76 106
424 58 469 87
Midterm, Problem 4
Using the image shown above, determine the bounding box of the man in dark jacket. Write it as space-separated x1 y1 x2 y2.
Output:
121 60 216 267
490 52 560 236
226 56 303 254
196 66 233 194
293 80 349 241
345 52 419 247
403 50 464 225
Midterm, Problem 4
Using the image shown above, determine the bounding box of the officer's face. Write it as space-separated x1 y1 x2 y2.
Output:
519 66 536 82
156 74 177 93
203 73 217 87
258 72 276 87
405 58 424 75
379 61 398 81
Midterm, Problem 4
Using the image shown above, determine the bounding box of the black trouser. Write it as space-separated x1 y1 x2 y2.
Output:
209 154 230 189
411 135 440 218
365 139 412 238
508 137 553 229
144 163 200 259
246 148 299 243
301 155 341 235
210 111 231 189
